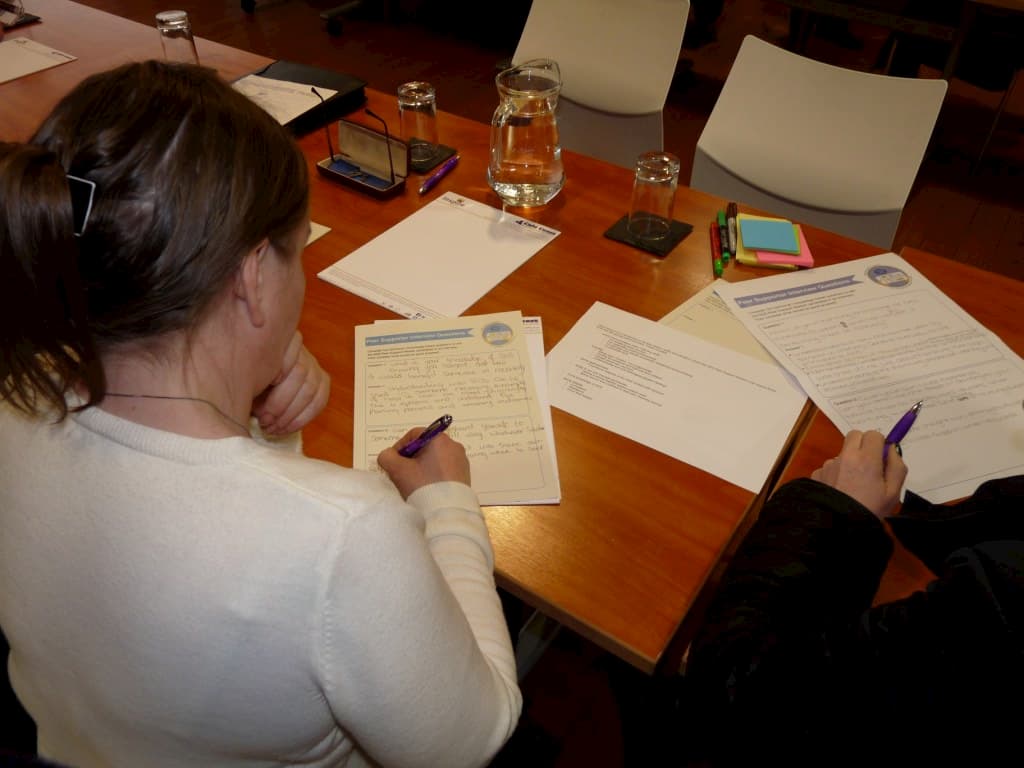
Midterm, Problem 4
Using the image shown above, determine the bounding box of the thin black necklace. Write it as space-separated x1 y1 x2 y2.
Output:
103 392 250 436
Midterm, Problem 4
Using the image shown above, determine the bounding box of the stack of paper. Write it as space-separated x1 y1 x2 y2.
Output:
353 311 560 505
735 213 813 270
547 301 806 493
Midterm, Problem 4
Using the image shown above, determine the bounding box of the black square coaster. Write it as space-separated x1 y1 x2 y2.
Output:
603 214 693 257
410 142 457 174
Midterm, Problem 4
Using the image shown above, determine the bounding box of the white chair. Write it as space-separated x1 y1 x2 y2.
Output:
690 34 948 250
511 0 690 169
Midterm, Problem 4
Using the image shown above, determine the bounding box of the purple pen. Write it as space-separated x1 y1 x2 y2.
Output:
418 154 459 195
398 414 453 457
882 400 923 460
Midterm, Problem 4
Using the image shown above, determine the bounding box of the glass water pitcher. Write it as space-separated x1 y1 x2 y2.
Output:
487 58 565 207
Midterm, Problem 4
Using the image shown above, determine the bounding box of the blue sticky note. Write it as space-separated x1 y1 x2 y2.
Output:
738 218 800 254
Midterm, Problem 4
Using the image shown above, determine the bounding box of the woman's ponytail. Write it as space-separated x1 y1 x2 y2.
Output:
0 142 102 419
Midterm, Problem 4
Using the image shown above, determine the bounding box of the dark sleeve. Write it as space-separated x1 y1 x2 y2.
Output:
683 477 1024 766
888 475 1024 573
683 477 893 762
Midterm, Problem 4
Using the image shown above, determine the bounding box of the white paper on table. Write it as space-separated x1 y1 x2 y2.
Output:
518 315 560 485
307 221 330 246
355 310 560 505
714 253 1024 503
660 279 782 366
0 38 76 84
547 301 807 493
232 74 336 126
318 193 560 319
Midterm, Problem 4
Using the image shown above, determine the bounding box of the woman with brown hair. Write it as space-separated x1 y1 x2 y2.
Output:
0 60 520 768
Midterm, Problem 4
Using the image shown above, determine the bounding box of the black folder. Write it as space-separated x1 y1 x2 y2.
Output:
250 60 367 136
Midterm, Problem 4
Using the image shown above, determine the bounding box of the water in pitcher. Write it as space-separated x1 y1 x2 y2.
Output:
487 59 565 207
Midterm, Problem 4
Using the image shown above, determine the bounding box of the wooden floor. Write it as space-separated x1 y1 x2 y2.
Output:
33 1 1024 765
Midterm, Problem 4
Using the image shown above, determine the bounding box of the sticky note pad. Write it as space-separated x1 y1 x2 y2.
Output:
755 224 813 268
735 214 812 270
738 217 800 254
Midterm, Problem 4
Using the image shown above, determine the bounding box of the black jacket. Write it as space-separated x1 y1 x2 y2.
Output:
683 475 1024 767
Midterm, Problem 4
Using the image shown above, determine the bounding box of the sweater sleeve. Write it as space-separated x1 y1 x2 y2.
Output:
888 474 1024 573
684 477 1024 766
690 478 894 664
683 478 893 760
316 482 521 768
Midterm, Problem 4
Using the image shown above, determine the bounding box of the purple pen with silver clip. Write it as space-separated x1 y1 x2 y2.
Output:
398 414 453 457
883 400 923 460
418 154 460 195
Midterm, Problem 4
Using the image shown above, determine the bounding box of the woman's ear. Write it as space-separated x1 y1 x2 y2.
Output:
235 239 270 328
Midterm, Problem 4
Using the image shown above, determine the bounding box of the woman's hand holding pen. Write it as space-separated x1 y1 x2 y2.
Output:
811 430 907 518
378 429 471 500
252 331 331 435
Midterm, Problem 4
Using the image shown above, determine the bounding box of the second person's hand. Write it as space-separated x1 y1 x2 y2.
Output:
811 429 907 518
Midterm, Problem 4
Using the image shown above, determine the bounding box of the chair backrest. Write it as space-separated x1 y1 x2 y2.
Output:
512 0 689 114
690 34 948 249
511 0 689 167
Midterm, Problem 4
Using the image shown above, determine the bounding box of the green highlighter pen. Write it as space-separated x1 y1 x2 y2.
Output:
717 210 731 262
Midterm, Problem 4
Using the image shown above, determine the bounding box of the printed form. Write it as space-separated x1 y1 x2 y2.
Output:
354 311 560 505
714 253 1024 503
547 301 807 493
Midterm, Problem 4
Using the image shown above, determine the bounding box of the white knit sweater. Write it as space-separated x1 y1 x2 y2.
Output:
0 401 521 768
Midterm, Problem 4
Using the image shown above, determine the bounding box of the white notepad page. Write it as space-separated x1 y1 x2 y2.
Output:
319 193 560 319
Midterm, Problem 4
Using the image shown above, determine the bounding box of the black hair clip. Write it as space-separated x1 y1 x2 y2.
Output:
66 174 96 237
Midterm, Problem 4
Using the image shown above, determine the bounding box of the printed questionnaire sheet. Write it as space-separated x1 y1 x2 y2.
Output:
547 301 807 493
318 193 560 319
714 253 1024 503
354 311 560 505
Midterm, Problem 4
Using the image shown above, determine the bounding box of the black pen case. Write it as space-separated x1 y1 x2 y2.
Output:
316 119 409 198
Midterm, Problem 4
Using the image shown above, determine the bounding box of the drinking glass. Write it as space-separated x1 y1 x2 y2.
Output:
627 151 680 242
397 81 439 166
155 10 199 65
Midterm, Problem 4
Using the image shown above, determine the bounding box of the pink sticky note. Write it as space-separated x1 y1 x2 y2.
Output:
755 225 813 268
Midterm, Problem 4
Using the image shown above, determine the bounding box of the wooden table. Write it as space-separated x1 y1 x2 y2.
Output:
0 0 271 140
2 0 891 674
774 246 1024 605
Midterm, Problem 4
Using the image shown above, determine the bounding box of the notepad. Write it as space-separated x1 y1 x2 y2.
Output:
735 214 813 269
738 216 800 254
755 225 813 268
233 60 366 136
0 38 75 85
318 193 559 319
